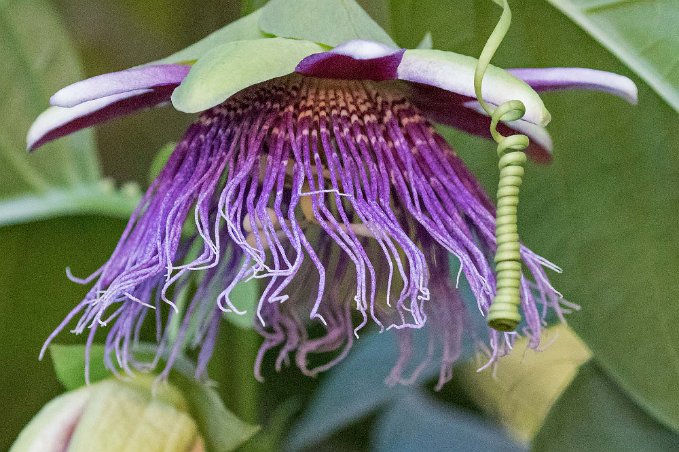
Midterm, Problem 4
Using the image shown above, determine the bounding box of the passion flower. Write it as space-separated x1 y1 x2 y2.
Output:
28 0 636 388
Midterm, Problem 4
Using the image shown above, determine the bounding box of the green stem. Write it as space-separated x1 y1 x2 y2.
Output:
0 184 139 227
233 327 260 424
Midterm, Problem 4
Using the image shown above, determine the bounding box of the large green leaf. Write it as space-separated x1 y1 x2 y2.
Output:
287 330 436 451
259 0 397 47
173 373 260 452
546 0 679 112
374 391 524 452
534 363 679 451
0 0 137 225
154 9 267 65
390 0 679 433
459 326 592 444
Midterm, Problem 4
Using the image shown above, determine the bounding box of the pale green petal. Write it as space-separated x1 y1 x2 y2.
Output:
172 38 325 113
152 10 267 65
259 0 396 48
399 49 551 126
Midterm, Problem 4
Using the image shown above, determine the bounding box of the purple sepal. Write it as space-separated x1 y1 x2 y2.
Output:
296 40 404 81
407 84 553 163
28 86 175 151
509 67 638 104
51 64 191 108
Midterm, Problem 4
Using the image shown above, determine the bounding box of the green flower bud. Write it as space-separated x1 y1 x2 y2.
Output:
11 377 204 452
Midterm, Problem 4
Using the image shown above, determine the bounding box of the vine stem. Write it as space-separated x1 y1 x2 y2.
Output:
0 184 139 227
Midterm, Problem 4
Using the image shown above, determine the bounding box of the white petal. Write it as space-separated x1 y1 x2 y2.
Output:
398 49 551 126
50 65 189 108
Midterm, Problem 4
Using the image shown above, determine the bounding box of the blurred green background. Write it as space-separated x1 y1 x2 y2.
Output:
1 0 678 450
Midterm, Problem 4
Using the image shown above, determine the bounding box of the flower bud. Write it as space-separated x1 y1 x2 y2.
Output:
12 377 204 452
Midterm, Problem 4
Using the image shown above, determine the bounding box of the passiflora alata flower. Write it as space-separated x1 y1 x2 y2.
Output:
29 0 636 388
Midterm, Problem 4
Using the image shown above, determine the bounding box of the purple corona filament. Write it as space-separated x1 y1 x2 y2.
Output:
42 76 568 388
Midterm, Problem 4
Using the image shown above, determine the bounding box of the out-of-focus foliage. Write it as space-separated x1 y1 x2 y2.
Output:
258 0 396 47
0 0 137 226
287 329 440 451
0 217 127 451
374 391 524 452
534 363 679 451
459 326 592 444
546 0 679 112
0 0 97 195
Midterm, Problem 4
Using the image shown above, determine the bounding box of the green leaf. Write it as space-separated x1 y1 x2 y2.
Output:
225 278 259 329
154 9 268 65
387 0 477 50
458 326 592 443
374 391 524 452
546 0 679 112
534 363 679 451
0 0 99 199
241 398 301 452
259 0 397 47
172 38 325 113
49 343 196 391
173 372 260 452
241 0 270 16
50 344 110 391
398 0 679 433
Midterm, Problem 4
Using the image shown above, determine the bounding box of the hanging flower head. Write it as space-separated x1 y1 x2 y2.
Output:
29 0 636 388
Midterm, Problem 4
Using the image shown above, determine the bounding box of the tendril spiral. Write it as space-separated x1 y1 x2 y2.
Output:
474 0 528 332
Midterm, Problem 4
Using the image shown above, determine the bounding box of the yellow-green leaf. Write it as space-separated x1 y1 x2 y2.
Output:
459 325 592 443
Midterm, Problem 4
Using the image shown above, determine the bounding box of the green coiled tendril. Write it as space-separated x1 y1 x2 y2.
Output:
474 0 528 332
